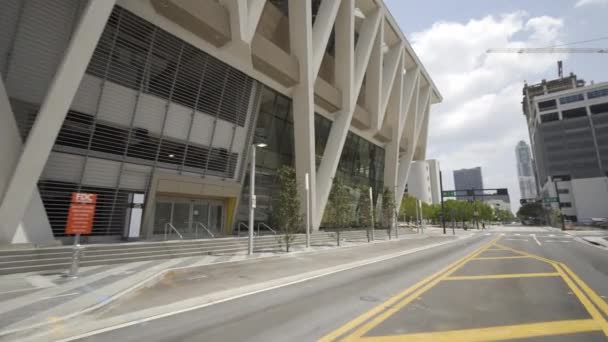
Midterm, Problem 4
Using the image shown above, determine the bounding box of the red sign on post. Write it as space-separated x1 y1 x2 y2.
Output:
65 193 97 235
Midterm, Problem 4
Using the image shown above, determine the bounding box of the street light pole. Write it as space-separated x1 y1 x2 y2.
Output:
439 171 446 234
248 144 256 255
248 142 267 255
305 173 310 248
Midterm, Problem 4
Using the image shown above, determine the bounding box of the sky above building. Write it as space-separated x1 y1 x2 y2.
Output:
386 0 608 212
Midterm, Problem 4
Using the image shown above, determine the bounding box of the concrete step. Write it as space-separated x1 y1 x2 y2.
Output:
0 237 337 275
0 229 404 275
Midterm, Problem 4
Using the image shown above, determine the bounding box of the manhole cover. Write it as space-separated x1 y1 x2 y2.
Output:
360 295 380 302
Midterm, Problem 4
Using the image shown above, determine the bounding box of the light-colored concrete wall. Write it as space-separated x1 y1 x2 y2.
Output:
571 177 608 219
407 161 432 204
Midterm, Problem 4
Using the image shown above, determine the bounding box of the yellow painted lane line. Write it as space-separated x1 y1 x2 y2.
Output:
443 273 560 280
494 244 555 264
357 319 601 342
560 263 608 317
555 263 608 336
339 240 497 340
317 237 499 342
472 256 531 260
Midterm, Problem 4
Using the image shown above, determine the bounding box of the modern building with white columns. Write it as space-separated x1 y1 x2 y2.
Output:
0 0 441 245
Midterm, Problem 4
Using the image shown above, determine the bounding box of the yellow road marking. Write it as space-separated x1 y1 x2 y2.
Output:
443 272 560 280
494 244 556 264
472 256 531 260
317 237 499 342
320 237 608 341
357 319 601 342
554 263 608 336
340 240 495 340
560 263 608 317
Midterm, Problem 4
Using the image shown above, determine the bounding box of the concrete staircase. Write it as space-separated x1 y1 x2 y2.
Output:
0 229 410 275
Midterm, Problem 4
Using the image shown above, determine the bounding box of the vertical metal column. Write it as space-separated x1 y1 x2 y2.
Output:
305 172 310 248
248 144 256 255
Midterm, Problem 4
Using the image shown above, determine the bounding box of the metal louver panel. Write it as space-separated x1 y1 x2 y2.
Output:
9 4 261 237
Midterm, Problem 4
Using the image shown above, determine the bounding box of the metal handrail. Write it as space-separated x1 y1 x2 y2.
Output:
256 222 277 235
194 221 214 238
238 222 249 237
164 222 183 240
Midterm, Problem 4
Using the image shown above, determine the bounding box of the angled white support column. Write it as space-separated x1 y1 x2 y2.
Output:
399 67 420 136
246 0 266 43
383 56 404 205
379 44 403 127
289 0 317 230
353 8 383 99
0 0 116 243
395 74 422 209
311 0 340 80
222 0 248 42
222 0 266 44
365 19 383 132
413 100 431 160
414 85 431 142
0 77 54 244
315 1 386 229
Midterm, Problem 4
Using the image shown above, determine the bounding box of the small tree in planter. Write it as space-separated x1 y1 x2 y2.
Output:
274 166 301 252
328 176 352 246
357 186 373 242
382 187 396 239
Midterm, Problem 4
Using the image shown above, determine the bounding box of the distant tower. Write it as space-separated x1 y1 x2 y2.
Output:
453 167 483 200
515 141 537 199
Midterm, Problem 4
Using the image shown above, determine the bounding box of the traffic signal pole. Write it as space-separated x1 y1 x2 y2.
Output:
553 179 566 231
440 171 446 234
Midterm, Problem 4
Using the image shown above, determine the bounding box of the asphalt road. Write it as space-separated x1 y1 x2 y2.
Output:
72 226 608 342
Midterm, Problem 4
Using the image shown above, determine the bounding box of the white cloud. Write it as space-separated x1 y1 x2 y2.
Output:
575 0 608 8
411 13 565 211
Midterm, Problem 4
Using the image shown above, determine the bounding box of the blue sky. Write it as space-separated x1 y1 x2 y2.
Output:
385 0 608 211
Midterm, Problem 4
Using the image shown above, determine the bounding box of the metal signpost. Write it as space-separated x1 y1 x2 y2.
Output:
64 192 97 278
439 171 446 234
305 173 310 248
368 187 375 241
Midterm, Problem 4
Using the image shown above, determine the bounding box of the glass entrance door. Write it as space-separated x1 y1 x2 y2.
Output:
154 197 224 238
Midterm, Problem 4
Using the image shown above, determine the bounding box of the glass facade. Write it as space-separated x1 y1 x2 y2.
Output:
237 85 385 228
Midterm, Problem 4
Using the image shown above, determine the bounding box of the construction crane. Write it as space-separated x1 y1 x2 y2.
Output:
486 48 608 54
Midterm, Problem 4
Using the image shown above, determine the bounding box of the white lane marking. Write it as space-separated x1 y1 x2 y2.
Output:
514 233 521 236
54 235 481 341
531 234 542 246
25 275 55 289
549 234 555 237
484 233 491 236
543 240 571 243
39 292 80 301
506 239 529 242
186 275 208 281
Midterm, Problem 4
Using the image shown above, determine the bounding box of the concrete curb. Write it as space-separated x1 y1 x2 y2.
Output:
0 233 471 339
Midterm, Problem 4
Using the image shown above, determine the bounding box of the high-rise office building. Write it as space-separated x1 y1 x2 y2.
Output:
515 141 537 200
453 167 483 200
523 74 608 221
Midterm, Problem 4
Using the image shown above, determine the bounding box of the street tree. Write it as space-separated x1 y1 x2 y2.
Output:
327 176 352 246
357 186 373 241
381 187 396 238
516 202 547 224
274 166 301 252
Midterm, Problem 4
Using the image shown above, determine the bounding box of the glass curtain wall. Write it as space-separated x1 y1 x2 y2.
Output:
238 85 385 229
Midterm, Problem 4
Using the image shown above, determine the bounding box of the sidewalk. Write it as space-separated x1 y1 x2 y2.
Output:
0 229 474 340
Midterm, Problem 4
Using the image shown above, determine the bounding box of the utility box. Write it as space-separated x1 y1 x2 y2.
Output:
124 193 145 241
